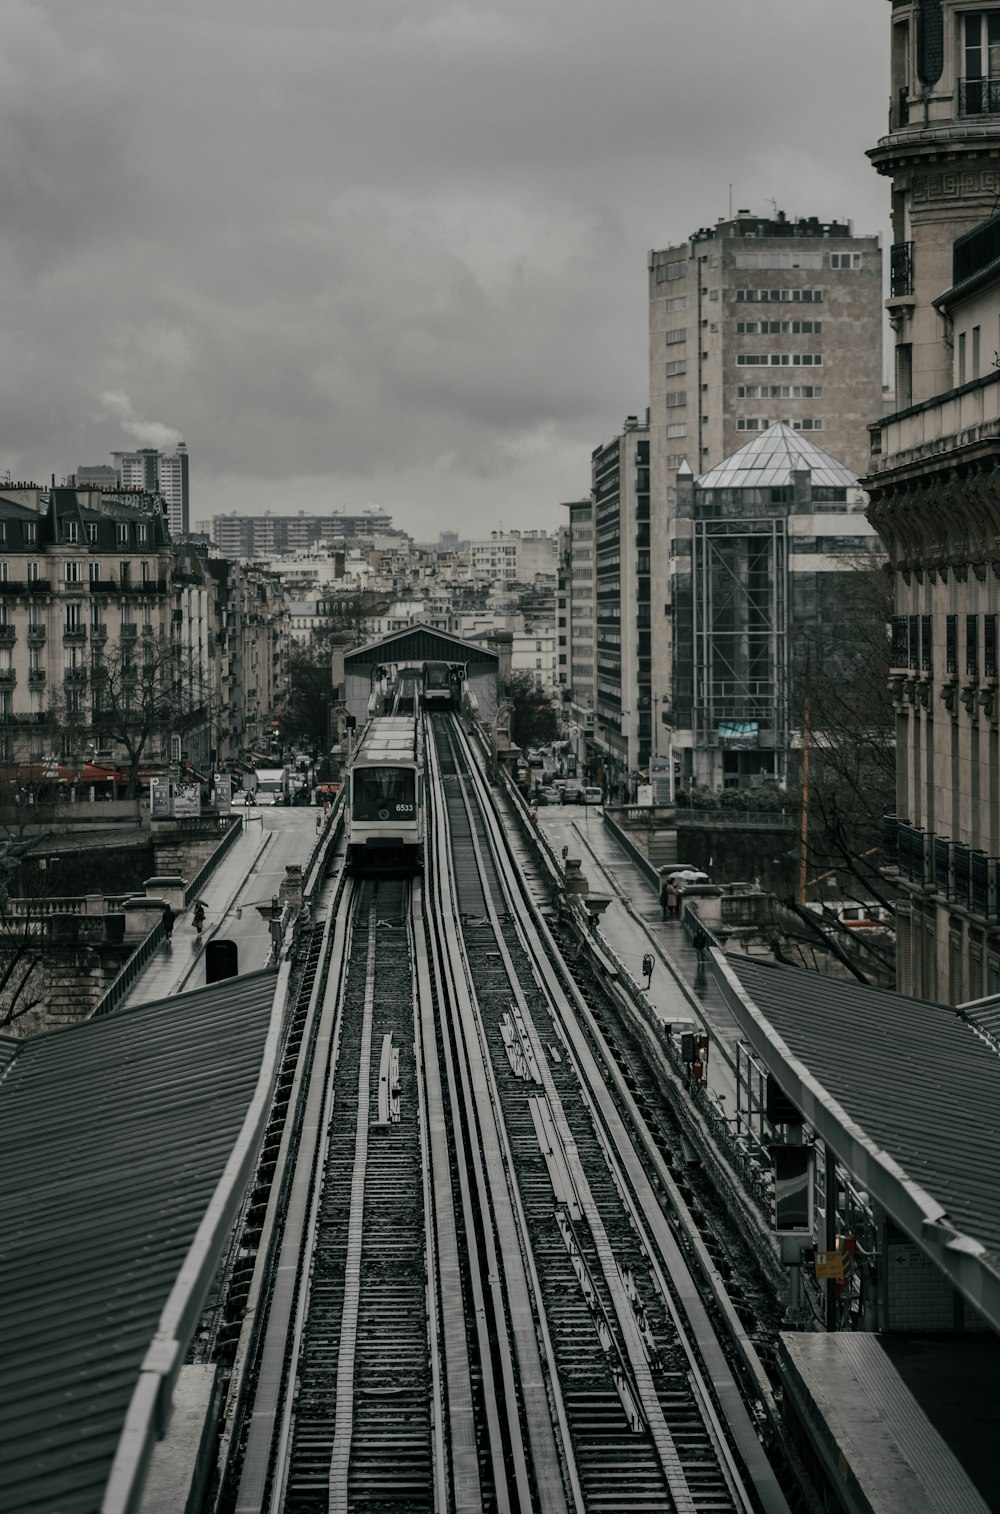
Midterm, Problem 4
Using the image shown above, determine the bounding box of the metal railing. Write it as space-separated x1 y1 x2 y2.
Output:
959 77 1000 117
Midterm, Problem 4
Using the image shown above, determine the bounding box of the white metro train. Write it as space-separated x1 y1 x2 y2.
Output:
345 716 424 876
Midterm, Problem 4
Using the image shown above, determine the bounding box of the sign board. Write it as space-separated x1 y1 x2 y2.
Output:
650 755 673 805
150 778 172 818
214 775 232 814
636 783 653 807
770 1144 813 1234
172 781 200 818
718 721 759 750
815 1250 846 1281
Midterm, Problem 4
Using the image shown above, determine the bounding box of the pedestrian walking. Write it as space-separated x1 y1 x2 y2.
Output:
161 904 175 940
665 881 678 919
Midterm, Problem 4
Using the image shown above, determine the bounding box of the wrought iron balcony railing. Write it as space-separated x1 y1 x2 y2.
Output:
959 77 1000 117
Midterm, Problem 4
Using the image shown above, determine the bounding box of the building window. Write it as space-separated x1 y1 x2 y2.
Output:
830 252 862 269
666 359 687 377
665 295 687 312
736 419 769 431
961 13 1000 115
959 332 967 385
973 325 981 379
87 522 98 544
666 390 687 408
26 560 39 582
734 251 823 270
655 258 686 283
666 423 688 439
65 561 83 583
735 288 823 303
736 353 823 367
666 328 686 345
65 520 79 544
666 453 688 469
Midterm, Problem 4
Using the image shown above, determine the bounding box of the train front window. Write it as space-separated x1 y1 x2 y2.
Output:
352 766 416 819
426 666 449 688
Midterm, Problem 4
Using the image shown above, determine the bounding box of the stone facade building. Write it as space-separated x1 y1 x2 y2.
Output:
865 0 1000 1003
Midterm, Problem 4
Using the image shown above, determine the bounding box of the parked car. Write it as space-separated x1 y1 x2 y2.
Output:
583 786 604 805
540 786 561 804
560 783 585 804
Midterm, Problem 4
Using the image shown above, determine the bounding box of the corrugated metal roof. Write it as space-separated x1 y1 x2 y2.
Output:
696 423 859 491
344 621 499 667
0 969 282 1514
722 956 1000 1254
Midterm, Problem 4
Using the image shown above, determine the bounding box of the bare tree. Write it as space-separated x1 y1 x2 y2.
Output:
52 634 209 799
792 558 897 911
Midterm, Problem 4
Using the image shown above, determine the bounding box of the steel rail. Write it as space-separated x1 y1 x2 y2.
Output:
410 878 482 1512
455 720 793 1514
441 720 699 1514
233 884 355 1514
213 883 342 1502
437 724 585 1514
425 722 565 1514
327 899 379 1511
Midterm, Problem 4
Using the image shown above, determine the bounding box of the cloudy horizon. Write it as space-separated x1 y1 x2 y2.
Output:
1 1 889 540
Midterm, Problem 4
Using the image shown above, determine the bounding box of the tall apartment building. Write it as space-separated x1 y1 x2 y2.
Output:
648 213 884 725
561 500 597 775
590 416 653 796
864 0 1000 1003
108 445 189 537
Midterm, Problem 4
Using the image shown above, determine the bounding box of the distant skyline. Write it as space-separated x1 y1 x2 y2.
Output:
1 1 888 540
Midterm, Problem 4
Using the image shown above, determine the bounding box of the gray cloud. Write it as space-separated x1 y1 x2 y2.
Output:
0 0 889 537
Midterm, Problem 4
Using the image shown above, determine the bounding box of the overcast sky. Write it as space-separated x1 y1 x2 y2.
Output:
1 1 889 541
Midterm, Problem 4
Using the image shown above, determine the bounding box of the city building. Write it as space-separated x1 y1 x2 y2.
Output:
590 416 654 798
209 508 395 558
670 425 881 790
648 212 884 740
562 499 597 778
109 445 189 537
468 530 558 584
510 624 558 696
865 2 1000 1003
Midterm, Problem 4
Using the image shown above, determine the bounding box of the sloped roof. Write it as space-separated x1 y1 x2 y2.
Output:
714 953 1000 1330
697 422 858 491
344 620 499 667
0 968 284 1514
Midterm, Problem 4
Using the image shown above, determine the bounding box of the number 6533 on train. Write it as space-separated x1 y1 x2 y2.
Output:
345 716 424 876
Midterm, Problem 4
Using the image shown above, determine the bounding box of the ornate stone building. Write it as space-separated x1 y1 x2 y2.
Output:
866 0 1000 1001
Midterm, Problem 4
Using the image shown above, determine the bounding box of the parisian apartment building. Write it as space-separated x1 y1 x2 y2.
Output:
647 212 885 729
864 0 1000 1004
209 508 396 558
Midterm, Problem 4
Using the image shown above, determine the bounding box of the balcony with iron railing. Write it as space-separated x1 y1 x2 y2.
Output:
889 815 1000 921
120 624 138 640
63 626 87 643
26 624 45 644
958 77 1000 117
0 626 15 646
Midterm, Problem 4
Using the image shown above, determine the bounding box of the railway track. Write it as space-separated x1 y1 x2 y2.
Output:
217 712 792 1513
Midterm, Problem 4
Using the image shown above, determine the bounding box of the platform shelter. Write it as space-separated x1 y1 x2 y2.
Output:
342 622 501 727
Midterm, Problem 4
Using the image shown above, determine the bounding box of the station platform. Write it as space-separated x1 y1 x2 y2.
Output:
535 804 746 1118
120 806 326 1007
779 1331 999 1513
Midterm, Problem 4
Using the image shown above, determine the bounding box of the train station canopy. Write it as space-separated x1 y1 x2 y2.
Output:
713 953 1000 1332
0 967 286 1514
343 621 499 673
